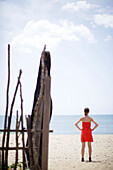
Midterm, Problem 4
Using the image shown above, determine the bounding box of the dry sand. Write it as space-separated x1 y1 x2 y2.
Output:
48 135 113 170
0 134 113 170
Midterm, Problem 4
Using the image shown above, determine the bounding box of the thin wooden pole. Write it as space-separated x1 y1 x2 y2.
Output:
26 115 33 168
5 69 22 168
14 110 19 170
20 82 25 170
0 147 28 150
42 77 51 170
2 44 10 169
0 129 49 133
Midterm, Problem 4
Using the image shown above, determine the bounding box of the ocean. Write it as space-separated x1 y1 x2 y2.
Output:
0 115 113 135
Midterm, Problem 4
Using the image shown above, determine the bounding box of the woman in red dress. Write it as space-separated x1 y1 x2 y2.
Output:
75 108 98 162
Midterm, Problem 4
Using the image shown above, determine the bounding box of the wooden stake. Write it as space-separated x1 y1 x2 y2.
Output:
20 82 25 170
14 110 19 170
2 44 10 169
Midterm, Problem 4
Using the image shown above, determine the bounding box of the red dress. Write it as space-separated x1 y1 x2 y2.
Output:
81 122 93 142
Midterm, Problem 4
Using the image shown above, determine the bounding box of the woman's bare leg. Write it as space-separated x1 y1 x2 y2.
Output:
81 142 85 158
88 142 92 157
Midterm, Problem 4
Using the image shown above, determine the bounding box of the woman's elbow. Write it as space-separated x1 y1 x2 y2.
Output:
75 123 77 127
96 123 99 127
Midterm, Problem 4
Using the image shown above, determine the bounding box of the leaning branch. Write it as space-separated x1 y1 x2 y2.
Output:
5 69 22 168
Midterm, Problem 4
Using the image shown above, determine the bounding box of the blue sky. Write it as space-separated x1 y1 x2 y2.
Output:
0 0 113 115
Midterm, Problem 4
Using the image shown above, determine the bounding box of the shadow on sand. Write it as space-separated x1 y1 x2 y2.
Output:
85 160 101 163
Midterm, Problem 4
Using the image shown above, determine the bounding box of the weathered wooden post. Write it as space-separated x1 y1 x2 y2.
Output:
42 77 51 170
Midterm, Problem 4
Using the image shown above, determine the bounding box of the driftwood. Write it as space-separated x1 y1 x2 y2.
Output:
2 44 10 168
26 45 52 170
31 49 46 170
5 69 22 168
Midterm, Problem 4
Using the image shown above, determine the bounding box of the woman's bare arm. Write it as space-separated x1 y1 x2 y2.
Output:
75 118 82 130
91 118 98 131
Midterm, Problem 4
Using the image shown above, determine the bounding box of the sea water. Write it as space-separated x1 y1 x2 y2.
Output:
50 114 113 135
0 115 113 135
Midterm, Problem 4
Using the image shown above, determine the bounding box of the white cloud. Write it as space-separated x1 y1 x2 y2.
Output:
104 35 112 42
11 19 96 52
96 8 106 14
61 1 99 12
93 14 113 28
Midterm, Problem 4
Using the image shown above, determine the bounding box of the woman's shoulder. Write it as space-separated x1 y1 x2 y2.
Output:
88 116 94 121
79 116 93 122
80 116 85 121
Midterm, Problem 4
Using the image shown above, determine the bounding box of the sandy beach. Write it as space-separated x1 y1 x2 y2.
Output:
0 134 113 170
49 135 113 170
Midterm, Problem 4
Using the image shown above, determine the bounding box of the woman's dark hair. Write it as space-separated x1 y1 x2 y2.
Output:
84 108 89 116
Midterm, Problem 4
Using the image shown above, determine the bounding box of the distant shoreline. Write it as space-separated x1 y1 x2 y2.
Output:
0 114 113 116
0 115 113 135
